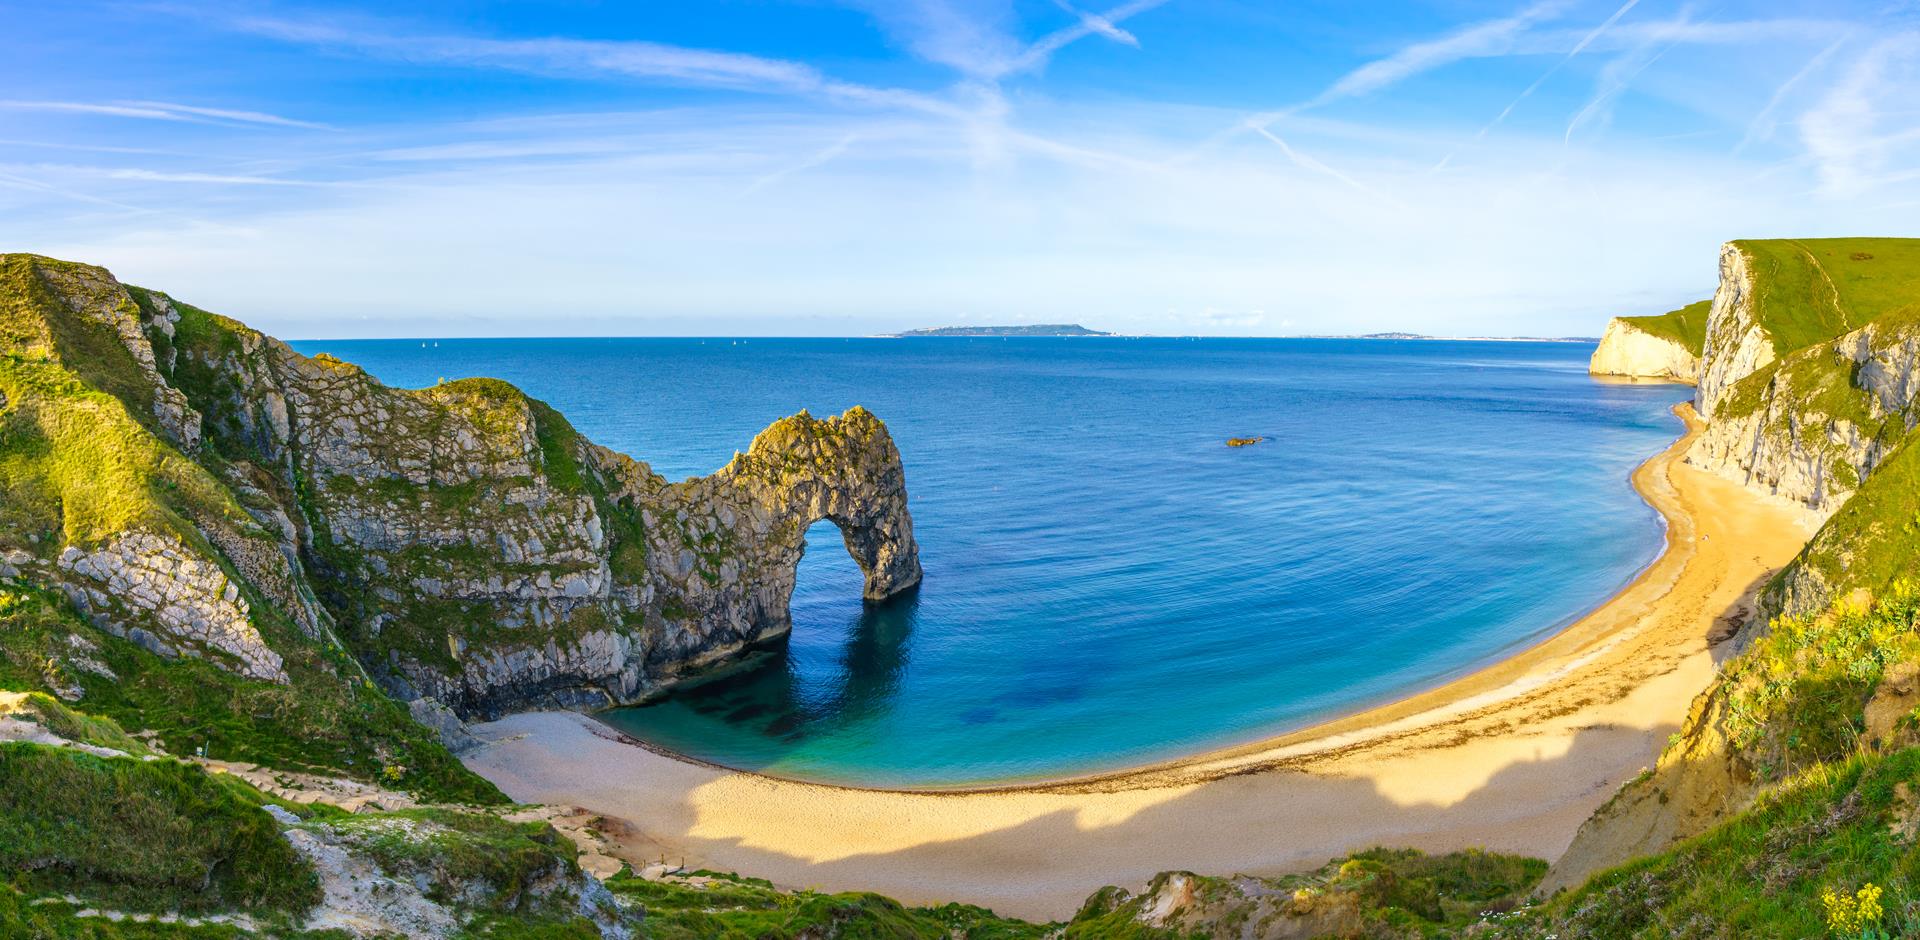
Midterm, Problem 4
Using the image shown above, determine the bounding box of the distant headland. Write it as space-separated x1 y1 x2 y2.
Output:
888 323 1113 337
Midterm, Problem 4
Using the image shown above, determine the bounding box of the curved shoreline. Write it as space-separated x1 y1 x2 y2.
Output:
463 402 1817 920
573 401 1691 795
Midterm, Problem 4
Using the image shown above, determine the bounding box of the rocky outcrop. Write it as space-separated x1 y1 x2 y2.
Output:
0 253 921 720
1553 239 1920 894
27 259 204 450
1694 243 1774 421
277 810 632 939
1588 318 1699 382
1540 675 1754 895
1684 302 1920 520
56 530 287 683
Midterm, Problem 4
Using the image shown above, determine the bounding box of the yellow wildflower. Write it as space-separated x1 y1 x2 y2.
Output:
1822 882 1884 936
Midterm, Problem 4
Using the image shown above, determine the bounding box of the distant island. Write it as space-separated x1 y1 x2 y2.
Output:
889 323 1113 337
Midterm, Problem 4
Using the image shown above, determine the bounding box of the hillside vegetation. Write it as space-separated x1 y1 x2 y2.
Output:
11 241 1920 936
1736 237 1920 355
1620 299 1711 355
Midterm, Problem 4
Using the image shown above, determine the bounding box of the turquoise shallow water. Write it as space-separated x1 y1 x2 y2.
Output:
292 337 1692 788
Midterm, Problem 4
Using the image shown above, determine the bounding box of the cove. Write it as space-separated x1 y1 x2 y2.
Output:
296 336 1694 788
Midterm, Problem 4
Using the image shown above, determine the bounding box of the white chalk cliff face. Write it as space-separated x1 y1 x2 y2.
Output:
1694 243 1775 422
1683 284 1920 522
1552 238 1920 892
1588 319 1699 383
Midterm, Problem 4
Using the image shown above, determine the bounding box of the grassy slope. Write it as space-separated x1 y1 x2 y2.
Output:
1062 848 1544 940
1620 299 1711 355
1772 431 1920 613
0 741 319 919
0 255 503 805
0 735 612 938
0 579 501 804
1501 747 1920 939
1736 237 1920 355
605 868 1051 939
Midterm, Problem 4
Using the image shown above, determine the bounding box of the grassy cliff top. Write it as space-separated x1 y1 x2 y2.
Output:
1620 299 1711 354
1735 237 1920 355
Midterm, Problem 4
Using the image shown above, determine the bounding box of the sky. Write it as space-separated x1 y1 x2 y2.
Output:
1 1 1917 338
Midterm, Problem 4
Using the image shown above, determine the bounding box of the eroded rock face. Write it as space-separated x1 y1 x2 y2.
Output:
31 261 203 450
206 344 920 716
1684 305 1920 520
56 530 287 683
3 255 921 719
1695 242 1775 421
1555 243 1920 892
1589 319 1699 383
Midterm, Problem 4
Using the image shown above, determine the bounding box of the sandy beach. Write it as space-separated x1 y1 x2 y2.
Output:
464 403 1815 922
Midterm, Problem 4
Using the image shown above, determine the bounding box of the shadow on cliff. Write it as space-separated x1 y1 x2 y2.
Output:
620 585 922 750
1706 570 1774 667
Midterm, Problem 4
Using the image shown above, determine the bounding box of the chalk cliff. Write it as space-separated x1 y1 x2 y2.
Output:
1588 315 1701 383
1547 237 1920 893
0 253 920 729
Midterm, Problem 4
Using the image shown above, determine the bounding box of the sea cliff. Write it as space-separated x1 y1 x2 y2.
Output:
0 253 920 729
1588 300 1707 383
14 243 1920 936
1548 237 1920 894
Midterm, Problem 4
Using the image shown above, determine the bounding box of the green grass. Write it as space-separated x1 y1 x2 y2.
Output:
0 581 505 805
1063 847 1545 939
0 255 162 436
1772 430 1920 617
1723 581 1920 778
604 869 1049 939
320 808 580 915
0 886 262 939
1620 299 1711 355
0 353 248 548
4 691 151 755
1506 747 1920 939
1735 238 1920 355
0 742 319 917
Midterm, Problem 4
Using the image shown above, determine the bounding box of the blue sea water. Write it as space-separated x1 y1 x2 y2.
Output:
290 336 1692 789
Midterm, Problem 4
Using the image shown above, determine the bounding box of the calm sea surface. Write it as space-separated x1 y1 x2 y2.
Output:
290 337 1692 788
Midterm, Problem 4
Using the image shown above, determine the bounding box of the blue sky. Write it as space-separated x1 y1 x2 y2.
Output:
2 1 1916 337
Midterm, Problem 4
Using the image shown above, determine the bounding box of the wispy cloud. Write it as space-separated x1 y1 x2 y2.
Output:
1298 0 1569 113
120 101 332 130
226 13 961 117
1246 122 1381 198
1736 36 1849 153
0 169 149 212
0 99 327 129
1053 0 1141 47
843 0 1164 81
739 133 862 196
8 164 335 187
1484 0 1640 136
1009 0 1167 75
1563 10 1689 144
102 168 331 186
1799 33 1920 196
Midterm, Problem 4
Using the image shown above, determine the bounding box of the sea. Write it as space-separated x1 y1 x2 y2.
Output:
289 336 1693 788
